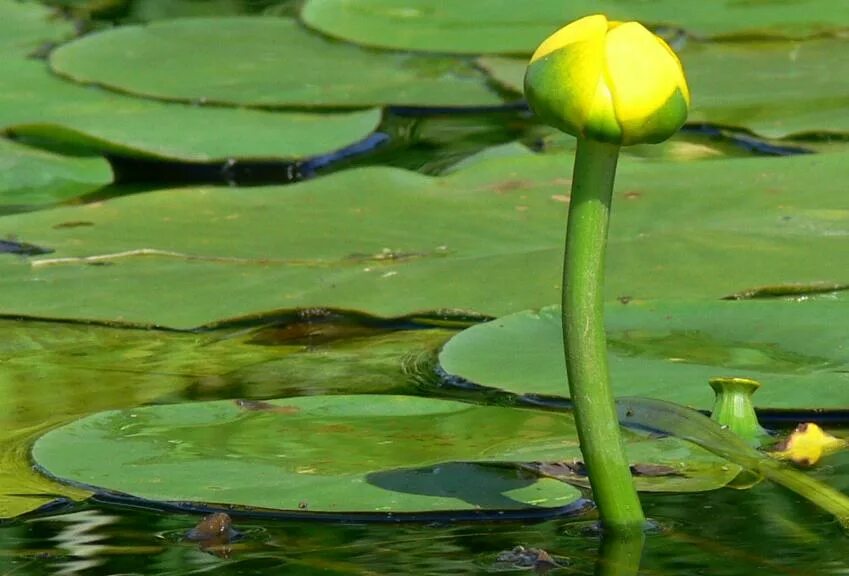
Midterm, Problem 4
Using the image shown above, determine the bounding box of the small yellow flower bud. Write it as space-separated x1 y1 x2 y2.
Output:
771 423 847 467
524 14 690 146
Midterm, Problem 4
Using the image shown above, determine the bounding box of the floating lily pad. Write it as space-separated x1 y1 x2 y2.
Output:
438 301 849 411
300 0 849 55
2 149 849 327
32 395 741 515
0 138 112 208
1 58 382 163
49 17 502 109
0 0 75 53
31 395 582 514
0 314 451 518
682 39 849 138
0 2 382 162
480 37 849 139
0 422 91 520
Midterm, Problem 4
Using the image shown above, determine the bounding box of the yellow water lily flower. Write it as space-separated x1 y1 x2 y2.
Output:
771 423 847 467
524 14 690 146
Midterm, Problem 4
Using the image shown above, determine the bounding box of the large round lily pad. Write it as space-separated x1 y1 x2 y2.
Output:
49 17 502 109
438 301 849 411
32 395 740 515
0 2 383 163
0 317 450 519
1 58 382 163
300 0 849 55
32 395 584 515
1 150 848 327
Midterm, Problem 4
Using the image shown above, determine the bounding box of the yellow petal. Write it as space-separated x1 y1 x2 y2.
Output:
524 22 606 138
771 423 847 468
529 14 608 64
603 22 689 144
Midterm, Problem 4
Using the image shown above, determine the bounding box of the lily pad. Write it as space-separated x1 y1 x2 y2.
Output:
0 2 382 162
32 395 740 515
32 395 583 514
49 17 502 109
1 150 849 327
0 138 112 208
480 37 849 139
438 301 849 411
0 315 450 518
1 58 382 163
300 0 849 55
0 0 75 53
0 422 91 520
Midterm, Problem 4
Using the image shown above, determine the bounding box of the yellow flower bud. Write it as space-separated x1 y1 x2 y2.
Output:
524 14 690 146
770 422 847 467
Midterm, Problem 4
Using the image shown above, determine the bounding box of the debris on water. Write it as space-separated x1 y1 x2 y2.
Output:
494 545 565 572
233 399 300 414
0 237 53 256
522 460 684 480
185 512 241 558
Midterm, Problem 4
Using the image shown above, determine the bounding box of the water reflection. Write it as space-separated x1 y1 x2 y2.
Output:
31 510 118 576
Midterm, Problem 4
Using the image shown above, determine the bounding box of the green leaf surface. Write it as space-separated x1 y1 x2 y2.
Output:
0 316 451 518
31 395 739 514
300 0 849 55
682 39 849 138
0 0 75 52
1 150 848 327
0 58 382 162
0 138 112 207
480 37 849 139
32 395 583 514
0 2 381 162
438 301 849 410
49 17 503 109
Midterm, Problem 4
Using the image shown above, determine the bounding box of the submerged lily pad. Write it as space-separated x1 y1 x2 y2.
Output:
0 138 112 207
1 150 848 327
300 0 849 55
438 301 849 410
49 17 502 108
480 37 849 139
32 395 740 515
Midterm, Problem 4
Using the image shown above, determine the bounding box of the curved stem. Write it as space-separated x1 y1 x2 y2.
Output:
563 137 644 532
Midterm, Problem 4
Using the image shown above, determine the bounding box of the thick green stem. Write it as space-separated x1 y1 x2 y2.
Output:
563 137 644 532
595 530 645 576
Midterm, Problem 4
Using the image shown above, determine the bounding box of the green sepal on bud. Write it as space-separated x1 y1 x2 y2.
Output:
524 14 690 146
709 377 769 447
